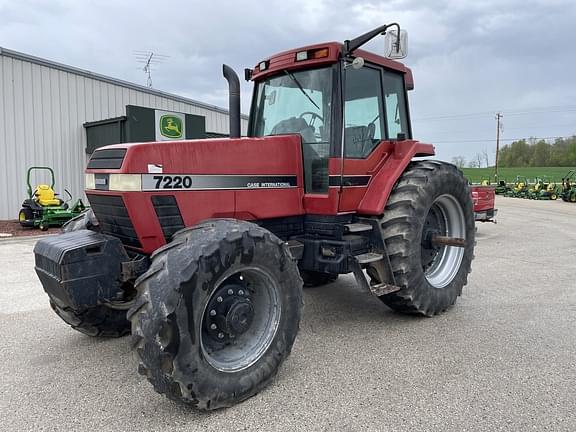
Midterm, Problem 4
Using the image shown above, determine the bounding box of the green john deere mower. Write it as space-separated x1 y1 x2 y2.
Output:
528 176 559 200
504 176 529 198
18 166 87 230
560 170 576 202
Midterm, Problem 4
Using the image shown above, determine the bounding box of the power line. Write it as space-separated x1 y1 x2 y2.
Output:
430 135 574 144
413 104 576 121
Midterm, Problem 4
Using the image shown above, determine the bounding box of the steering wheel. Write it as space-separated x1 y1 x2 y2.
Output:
299 111 324 127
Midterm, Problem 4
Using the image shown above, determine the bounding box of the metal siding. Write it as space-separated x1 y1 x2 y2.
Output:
0 53 243 219
5 58 17 212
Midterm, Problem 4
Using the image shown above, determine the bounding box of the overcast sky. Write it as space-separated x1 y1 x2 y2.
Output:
1 0 575 163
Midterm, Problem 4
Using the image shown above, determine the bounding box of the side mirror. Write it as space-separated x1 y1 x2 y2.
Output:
384 29 408 59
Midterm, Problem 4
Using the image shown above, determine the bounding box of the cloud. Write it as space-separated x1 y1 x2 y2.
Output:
1 0 575 161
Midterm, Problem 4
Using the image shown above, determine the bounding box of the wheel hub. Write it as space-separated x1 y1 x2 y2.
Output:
421 207 445 269
226 301 254 335
421 195 466 289
205 282 254 341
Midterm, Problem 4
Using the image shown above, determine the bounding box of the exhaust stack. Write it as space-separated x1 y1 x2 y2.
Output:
222 64 241 139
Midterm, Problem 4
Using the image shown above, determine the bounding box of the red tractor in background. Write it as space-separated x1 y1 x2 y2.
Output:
34 24 475 410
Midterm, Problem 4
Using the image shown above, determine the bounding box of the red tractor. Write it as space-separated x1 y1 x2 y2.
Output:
34 24 474 410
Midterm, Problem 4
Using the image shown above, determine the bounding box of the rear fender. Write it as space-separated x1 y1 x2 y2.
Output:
357 140 435 215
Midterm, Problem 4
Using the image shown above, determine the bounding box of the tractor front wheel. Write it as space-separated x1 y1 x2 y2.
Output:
378 161 475 316
129 219 303 410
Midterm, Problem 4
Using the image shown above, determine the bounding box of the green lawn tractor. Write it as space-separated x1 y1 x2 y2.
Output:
504 176 529 198
528 176 559 200
560 170 576 202
494 178 510 195
19 166 87 230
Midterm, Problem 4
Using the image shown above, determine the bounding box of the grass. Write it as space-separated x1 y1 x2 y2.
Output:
462 167 575 184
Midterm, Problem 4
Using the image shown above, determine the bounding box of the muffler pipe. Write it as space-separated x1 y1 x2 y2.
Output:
222 64 241 139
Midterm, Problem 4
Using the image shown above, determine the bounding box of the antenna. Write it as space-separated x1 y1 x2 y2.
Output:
133 51 170 88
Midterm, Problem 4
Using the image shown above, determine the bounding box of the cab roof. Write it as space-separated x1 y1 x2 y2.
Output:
251 41 414 90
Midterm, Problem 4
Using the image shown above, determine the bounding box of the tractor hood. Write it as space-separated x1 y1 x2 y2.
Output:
85 136 304 191
84 136 306 253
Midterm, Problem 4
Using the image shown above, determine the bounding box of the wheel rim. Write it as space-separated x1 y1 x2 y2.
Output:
19 211 25 222
421 194 466 289
200 266 281 372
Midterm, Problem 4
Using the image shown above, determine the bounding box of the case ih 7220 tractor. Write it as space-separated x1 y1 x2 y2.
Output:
34 24 474 410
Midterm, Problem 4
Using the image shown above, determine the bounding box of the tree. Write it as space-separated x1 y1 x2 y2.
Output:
451 156 466 168
529 140 551 167
474 152 483 168
482 149 490 168
468 159 479 168
498 135 576 167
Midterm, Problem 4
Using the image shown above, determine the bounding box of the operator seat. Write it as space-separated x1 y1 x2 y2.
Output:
34 185 61 207
344 123 375 157
270 117 316 143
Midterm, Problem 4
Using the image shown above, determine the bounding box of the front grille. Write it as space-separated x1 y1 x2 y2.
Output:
87 194 141 248
151 195 184 242
87 148 126 169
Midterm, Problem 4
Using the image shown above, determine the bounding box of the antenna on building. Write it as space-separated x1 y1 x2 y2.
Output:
134 51 170 88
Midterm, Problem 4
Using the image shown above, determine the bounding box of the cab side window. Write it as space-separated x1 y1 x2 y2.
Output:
382 70 410 139
344 67 385 158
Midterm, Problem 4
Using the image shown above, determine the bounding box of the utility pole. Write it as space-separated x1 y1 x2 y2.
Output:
495 112 503 180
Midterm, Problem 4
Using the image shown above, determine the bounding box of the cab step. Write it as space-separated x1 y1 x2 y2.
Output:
354 252 383 264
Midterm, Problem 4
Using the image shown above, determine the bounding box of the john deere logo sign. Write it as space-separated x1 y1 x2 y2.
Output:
160 115 183 138
155 110 186 141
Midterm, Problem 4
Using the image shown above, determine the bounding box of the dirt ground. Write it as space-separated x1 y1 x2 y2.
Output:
0 219 60 237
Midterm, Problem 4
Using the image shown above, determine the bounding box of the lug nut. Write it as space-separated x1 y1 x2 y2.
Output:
218 332 224 339
210 323 217 330
210 309 216 316
217 296 223 303
238 290 244 296
227 289 234 295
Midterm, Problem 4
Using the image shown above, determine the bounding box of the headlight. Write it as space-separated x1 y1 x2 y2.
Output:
85 173 95 190
109 174 141 191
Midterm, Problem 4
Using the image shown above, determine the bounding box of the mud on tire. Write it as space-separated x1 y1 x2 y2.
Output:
378 160 475 316
128 219 303 410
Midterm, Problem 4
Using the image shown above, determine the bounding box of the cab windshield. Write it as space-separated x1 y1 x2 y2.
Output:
251 67 333 193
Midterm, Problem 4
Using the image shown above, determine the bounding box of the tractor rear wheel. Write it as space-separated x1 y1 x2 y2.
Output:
378 161 475 316
129 219 302 410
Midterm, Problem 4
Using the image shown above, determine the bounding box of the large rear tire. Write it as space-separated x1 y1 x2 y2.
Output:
129 219 303 410
378 161 475 316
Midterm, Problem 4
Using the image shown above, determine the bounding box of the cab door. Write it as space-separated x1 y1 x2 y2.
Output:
338 64 411 212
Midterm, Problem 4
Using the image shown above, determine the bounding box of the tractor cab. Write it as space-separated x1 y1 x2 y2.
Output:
244 25 432 213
